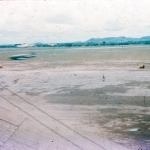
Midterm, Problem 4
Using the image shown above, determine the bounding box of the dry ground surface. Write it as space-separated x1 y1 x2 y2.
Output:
0 46 150 150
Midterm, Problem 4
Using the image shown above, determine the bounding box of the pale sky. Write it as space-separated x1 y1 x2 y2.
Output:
0 0 150 44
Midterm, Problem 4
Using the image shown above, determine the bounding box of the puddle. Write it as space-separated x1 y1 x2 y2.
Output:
128 128 139 132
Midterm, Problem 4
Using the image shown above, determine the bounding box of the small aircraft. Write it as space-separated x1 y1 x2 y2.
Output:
9 52 37 60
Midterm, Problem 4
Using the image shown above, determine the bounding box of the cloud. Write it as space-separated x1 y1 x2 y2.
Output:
0 0 150 43
46 13 75 25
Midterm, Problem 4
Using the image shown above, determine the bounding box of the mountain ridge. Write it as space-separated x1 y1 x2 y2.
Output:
1 36 150 48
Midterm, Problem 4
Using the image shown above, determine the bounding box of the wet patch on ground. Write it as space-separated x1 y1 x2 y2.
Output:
99 111 150 149
101 112 150 139
44 85 150 149
56 83 129 94
45 86 150 106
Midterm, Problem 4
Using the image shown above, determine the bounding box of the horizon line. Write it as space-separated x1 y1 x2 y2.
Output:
1 35 150 45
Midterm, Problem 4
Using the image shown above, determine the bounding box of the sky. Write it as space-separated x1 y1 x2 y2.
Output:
0 0 150 44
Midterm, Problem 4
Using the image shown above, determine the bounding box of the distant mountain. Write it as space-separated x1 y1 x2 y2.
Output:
140 36 150 39
1 36 150 48
55 36 150 47
85 36 150 45
85 36 132 43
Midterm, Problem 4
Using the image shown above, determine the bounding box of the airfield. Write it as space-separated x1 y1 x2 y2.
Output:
0 46 150 150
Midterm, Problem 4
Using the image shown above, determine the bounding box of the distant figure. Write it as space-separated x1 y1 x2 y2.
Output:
103 74 105 81
139 64 145 69
0 65 2 68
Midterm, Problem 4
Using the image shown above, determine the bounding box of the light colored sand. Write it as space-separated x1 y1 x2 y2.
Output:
0 46 150 149
0 66 150 149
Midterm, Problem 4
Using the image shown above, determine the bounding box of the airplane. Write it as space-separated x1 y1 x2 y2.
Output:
9 52 37 60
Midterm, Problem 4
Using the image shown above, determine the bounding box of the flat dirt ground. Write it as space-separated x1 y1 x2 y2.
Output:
0 46 150 150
